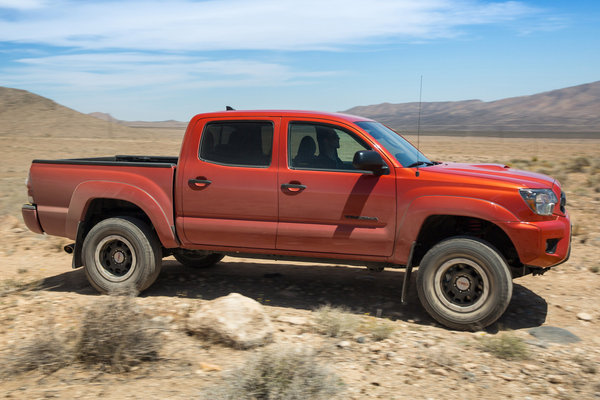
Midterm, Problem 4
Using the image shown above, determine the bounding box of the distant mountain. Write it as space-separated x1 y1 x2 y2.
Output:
88 112 187 129
344 81 600 134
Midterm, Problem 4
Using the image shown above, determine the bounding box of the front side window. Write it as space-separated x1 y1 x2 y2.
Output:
199 121 273 167
288 122 370 170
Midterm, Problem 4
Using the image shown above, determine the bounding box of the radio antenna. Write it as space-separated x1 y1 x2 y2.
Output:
416 75 423 177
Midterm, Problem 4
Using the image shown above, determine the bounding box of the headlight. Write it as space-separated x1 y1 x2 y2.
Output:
519 189 557 216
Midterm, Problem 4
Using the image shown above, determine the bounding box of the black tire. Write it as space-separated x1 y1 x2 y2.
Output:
416 237 512 331
173 250 224 268
82 217 162 294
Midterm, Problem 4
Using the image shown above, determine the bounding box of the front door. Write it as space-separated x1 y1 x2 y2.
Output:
179 118 279 249
277 119 396 256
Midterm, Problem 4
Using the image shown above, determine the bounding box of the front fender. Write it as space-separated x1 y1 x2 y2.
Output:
66 180 178 248
392 195 519 264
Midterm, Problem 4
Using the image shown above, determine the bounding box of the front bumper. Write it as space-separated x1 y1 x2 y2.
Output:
499 213 571 269
22 204 44 234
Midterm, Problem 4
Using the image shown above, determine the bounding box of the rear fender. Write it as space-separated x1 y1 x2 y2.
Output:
65 180 178 248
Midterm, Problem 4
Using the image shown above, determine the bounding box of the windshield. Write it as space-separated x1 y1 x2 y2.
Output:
354 121 432 167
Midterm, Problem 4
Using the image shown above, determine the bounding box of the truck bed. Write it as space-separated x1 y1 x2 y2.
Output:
27 155 178 243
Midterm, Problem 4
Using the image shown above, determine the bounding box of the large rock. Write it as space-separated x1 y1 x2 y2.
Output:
187 293 274 349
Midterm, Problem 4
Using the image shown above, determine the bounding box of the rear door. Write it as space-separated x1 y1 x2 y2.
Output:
178 117 280 249
277 118 397 256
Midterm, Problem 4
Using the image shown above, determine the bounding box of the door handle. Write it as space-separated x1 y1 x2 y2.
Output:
189 178 212 189
281 183 306 193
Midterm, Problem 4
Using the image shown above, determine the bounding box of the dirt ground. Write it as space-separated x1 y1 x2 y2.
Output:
1 131 599 399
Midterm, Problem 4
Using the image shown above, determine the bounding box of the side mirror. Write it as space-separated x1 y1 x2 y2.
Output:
353 150 389 176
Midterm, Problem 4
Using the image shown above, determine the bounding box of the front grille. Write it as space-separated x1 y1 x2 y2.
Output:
560 191 566 213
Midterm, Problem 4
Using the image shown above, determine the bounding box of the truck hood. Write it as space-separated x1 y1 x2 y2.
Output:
425 162 556 189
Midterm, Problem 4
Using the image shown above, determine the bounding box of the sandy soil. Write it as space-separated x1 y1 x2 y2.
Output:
1 132 599 399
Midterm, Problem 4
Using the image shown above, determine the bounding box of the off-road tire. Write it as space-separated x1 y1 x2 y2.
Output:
416 237 512 331
82 217 162 294
173 250 224 268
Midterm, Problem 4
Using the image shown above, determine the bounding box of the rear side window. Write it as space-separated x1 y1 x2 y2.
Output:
199 121 273 167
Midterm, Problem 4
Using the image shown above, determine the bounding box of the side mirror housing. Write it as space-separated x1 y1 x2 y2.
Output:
353 150 389 176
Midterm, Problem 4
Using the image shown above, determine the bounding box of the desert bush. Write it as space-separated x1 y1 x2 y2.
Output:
75 294 161 372
362 318 395 341
479 333 529 361
0 278 41 297
313 305 359 338
565 157 591 173
1 322 71 377
206 346 344 400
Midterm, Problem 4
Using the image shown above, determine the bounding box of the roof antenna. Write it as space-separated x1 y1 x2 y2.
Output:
226 106 235 111
416 75 423 177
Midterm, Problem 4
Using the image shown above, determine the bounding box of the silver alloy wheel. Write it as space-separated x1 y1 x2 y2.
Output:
433 258 490 313
94 235 137 282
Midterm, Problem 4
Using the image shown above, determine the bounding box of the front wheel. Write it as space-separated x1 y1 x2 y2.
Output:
82 217 162 294
416 237 512 331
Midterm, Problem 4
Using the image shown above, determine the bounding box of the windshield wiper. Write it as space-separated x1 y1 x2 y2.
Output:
406 161 434 168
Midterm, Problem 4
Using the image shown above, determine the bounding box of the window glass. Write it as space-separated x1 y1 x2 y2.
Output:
289 122 370 170
200 121 273 167
354 121 431 167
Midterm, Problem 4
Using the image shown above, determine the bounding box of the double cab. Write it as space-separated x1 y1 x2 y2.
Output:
22 110 571 330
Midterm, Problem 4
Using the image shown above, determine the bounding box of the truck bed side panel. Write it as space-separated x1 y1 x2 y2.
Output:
30 161 177 247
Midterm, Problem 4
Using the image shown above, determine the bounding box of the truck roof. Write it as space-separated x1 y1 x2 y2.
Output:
190 110 373 123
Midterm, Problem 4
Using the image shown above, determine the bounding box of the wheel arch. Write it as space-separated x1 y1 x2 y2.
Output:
66 181 179 248
413 215 523 277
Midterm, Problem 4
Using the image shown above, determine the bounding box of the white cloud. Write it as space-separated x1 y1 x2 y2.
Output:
4 52 339 91
0 0 48 10
0 0 538 51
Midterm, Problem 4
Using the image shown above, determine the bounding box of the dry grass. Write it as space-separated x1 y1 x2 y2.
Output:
313 305 360 338
1 322 72 377
205 346 344 400
75 294 161 372
361 318 395 341
479 333 530 361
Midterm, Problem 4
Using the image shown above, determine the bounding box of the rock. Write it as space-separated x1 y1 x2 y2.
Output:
337 340 352 349
276 315 308 326
577 312 593 321
199 362 222 372
498 373 515 382
151 315 174 325
432 368 449 376
547 375 564 384
462 363 478 371
529 326 581 344
355 336 367 344
187 293 274 349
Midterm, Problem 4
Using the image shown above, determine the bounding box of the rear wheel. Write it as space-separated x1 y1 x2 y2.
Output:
416 237 512 331
82 217 162 294
173 250 224 268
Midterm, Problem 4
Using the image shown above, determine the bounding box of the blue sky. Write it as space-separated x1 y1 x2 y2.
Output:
1 0 599 121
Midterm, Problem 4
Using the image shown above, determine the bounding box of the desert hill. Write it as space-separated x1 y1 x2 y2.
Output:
344 81 600 134
0 87 180 139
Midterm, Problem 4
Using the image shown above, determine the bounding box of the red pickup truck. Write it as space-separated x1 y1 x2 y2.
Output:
22 110 571 330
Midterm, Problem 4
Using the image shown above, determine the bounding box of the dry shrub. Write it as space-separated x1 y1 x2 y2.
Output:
313 305 359 338
479 333 529 361
362 318 395 341
565 157 591 173
206 346 344 400
75 295 161 372
1 322 72 377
